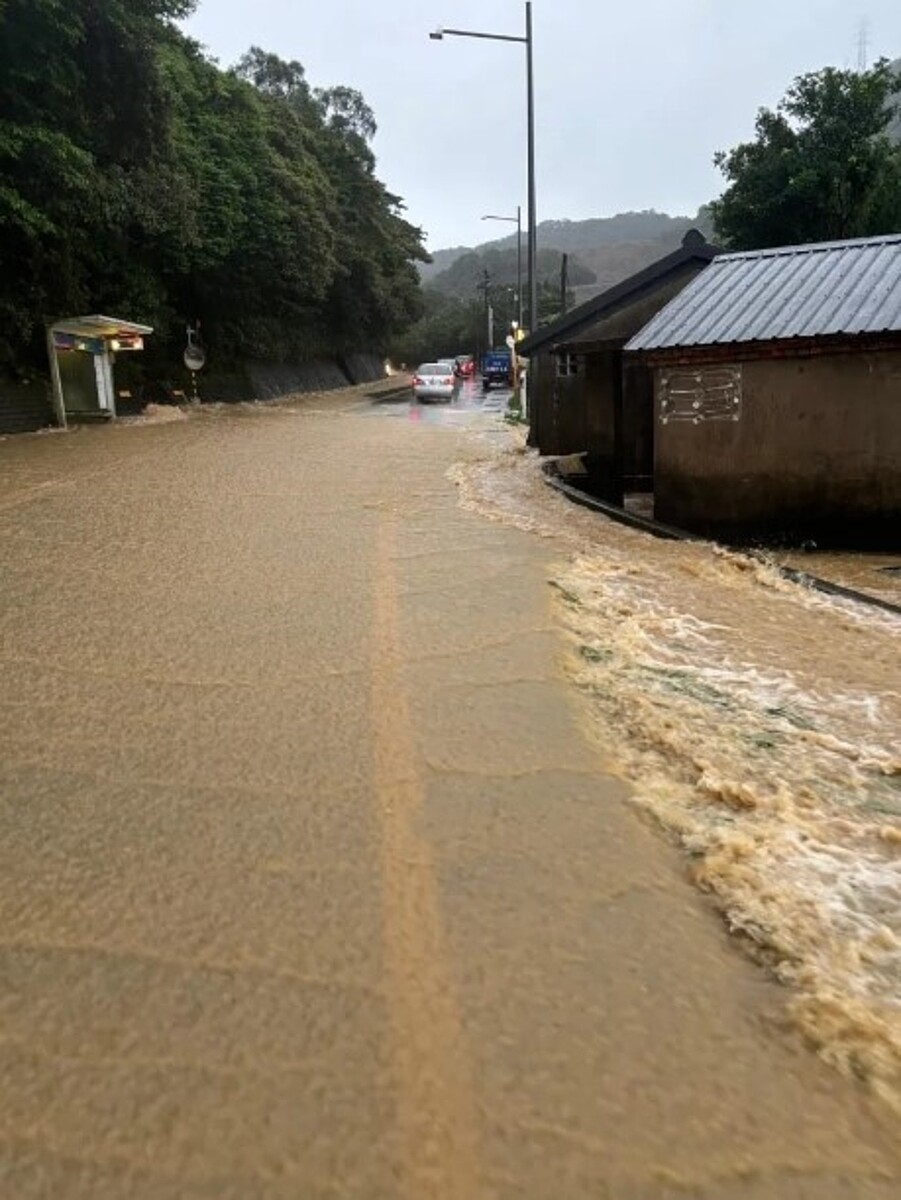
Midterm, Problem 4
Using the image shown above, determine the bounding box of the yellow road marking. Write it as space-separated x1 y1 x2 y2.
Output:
372 514 484 1199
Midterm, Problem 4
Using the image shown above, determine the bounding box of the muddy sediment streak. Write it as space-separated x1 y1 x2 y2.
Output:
450 448 901 1111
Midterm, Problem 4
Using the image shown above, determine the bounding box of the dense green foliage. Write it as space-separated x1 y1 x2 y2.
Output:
711 61 901 249
390 280 576 368
0 0 426 373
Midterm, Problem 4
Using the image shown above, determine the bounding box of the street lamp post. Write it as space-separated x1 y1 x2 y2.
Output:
430 2 536 333
482 208 522 329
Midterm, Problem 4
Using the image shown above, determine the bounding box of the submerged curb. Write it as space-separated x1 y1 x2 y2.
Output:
542 461 901 619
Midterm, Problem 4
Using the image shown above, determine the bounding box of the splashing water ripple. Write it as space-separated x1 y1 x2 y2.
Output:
451 448 901 1109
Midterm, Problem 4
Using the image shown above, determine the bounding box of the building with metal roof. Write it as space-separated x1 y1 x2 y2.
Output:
627 233 901 353
519 230 719 501
623 233 901 546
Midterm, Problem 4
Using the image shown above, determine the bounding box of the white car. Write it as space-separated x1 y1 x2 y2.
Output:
412 362 457 403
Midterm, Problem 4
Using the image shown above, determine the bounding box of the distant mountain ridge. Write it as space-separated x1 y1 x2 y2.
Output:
422 245 472 279
422 209 713 302
426 246 597 300
420 62 900 305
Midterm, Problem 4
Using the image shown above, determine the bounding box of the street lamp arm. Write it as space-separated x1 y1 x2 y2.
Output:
482 215 519 223
431 2 536 338
435 27 527 44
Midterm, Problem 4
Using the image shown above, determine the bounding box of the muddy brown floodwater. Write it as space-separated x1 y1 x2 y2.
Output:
1 383 900 1198
776 548 901 609
453 447 901 1111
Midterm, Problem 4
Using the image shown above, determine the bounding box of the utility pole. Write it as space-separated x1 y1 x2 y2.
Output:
516 204 523 329
477 269 493 350
526 0 536 334
560 253 569 317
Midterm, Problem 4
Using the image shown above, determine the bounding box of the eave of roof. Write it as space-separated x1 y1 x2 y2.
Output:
51 315 154 339
518 232 719 357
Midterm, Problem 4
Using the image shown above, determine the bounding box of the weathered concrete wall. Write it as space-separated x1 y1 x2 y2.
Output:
246 361 350 400
527 352 557 452
529 350 609 459
579 351 622 503
621 359 655 491
527 263 706 460
191 357 385 405
0 378 54 434
528 349 654 502
0 355 386 434
341 354 387 385
654 349 901 545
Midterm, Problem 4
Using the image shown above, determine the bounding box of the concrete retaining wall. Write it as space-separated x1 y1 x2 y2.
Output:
0 379 54 435
653 348 901 546
341 354 387 386
202 356 386 404
0 355 388 434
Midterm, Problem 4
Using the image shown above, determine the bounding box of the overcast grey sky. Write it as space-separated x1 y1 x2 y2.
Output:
183 1 901 252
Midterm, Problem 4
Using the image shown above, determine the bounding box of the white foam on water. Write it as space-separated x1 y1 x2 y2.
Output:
121 403 189 426
451 445 901 1108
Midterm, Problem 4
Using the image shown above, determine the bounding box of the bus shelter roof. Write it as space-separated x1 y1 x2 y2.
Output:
51 315 154 340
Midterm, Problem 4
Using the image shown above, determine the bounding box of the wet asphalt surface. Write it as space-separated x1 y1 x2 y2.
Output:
1 379 899 1198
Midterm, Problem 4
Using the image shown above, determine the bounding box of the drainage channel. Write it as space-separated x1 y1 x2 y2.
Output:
542 464 901 620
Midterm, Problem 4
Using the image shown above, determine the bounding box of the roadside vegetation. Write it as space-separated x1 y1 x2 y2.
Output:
390 277 577 368
2 4 899 388
710 60 901 248
0 0 427 376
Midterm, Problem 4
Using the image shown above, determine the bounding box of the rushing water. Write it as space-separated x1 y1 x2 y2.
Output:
775 548 901 609
450 444 901 1111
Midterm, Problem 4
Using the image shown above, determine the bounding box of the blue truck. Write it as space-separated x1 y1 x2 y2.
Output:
481 349 513 393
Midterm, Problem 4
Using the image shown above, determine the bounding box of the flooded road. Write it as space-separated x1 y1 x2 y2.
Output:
453 439 901 1112
1 382 900 1197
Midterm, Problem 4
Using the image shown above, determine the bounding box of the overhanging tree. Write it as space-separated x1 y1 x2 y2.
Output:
710 60 901 249
0 4 426 374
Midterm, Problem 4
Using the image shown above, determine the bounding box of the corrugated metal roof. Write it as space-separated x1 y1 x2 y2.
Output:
626 233 901 351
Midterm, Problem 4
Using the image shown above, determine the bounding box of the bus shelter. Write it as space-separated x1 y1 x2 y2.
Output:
47 315 153 427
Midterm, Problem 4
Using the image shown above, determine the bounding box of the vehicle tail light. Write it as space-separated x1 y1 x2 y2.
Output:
443 377 453 386
412 376 422 386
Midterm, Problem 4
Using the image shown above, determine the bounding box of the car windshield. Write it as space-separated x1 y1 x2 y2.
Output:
417 364 446 375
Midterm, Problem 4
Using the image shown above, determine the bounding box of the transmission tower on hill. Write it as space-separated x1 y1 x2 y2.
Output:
857 17 870 72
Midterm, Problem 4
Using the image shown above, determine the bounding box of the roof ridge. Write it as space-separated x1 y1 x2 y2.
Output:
721 232 901 261
519 235 719 355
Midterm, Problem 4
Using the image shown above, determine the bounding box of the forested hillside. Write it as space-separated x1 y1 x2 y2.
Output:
0 0 427 376
421 209 712 306
427 246 596 299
